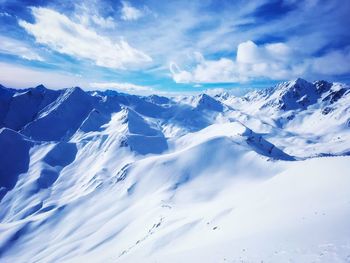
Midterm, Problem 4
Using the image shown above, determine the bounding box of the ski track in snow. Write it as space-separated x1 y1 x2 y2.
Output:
0 78 350 262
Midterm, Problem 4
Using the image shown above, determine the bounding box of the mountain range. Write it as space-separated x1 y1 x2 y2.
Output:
0 78 350 262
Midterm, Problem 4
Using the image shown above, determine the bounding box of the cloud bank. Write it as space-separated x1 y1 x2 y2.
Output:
170 41 350 84
0 62 88 89
89 82 152 93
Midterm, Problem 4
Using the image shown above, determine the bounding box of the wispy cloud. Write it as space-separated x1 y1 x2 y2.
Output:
120 1 143 21
74 2 117 29
89 81 153 93
90 15 115 29
0 35 44 61
0 12 11 17
19 7 152 70
310 48 350 75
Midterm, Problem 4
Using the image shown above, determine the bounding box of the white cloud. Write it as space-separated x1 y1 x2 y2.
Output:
170 57 239 84
193 58 237 83
237 41 293 64
170 40 350 84
19 7 152 70
0 36 44 61
169 62 194 83
89 82 153 93
235 41 350 78
235 41 295 80
170 41 303 84
236 41 262 64
0 62 88 89
121 1 143 21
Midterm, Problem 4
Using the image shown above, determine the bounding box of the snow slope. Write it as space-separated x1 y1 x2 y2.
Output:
0 79 349 262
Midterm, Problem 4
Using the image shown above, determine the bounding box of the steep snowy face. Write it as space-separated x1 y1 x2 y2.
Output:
0 80 350 262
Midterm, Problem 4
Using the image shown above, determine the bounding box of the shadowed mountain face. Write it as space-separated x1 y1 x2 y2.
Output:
0 79 349 262
1 86 61 131
0 128 32 200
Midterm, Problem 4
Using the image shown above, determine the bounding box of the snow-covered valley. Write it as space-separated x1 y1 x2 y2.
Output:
0 78 350 262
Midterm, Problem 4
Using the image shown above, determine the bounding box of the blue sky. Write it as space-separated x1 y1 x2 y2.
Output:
0 0 349 93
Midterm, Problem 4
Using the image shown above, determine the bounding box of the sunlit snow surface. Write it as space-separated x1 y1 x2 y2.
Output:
0 79 350 262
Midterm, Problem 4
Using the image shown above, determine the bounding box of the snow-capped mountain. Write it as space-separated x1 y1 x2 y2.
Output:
0 79 350 262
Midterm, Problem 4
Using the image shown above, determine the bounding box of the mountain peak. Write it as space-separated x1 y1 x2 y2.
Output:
195 93 224 112
283 78 313 91
67 86 85 94
293 77 309 84
58 86 90 103
118 107 159 136
34 84 46 91
0 84 14 96
256 79 324 111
